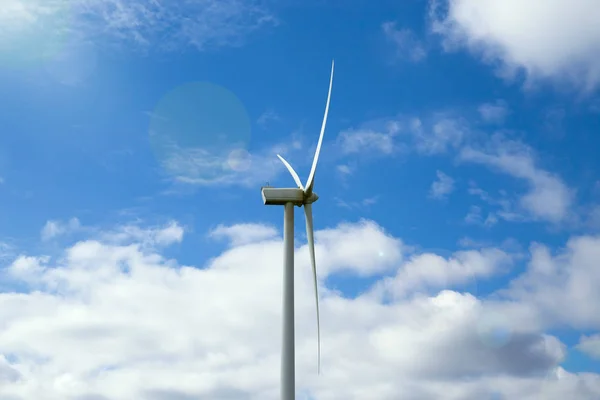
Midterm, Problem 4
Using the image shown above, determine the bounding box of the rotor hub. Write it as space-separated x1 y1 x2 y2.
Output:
302 191 319 205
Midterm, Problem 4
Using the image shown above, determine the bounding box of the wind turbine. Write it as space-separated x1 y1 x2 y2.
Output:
261 60 334 400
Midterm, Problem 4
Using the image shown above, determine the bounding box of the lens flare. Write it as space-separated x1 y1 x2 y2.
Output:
149 81 251 183
226 148 252 172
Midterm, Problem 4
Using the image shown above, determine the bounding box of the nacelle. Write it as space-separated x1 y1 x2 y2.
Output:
261 187 319 206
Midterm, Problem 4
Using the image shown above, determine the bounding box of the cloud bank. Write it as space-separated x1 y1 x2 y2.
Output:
0 219 600 399
430 0 600 91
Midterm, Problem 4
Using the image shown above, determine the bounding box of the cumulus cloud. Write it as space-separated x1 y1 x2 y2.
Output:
373 247 513 300
577 334 600 360
430 0 600 91
311 219 403 277
0 219 599 399
100 220 184 247
502 236 600 329
429 170 455 199
209 223 278 246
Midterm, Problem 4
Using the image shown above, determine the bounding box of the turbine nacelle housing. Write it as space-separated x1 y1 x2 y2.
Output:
261 187 319 206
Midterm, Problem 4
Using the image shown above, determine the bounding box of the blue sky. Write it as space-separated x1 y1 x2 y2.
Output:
1 0 600 399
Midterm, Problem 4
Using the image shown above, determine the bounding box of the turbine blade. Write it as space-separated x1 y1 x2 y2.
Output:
303 202 321 374
305 60 334 194
277 154 304 190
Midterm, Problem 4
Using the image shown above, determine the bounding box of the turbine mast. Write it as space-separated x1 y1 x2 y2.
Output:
281 202 295 399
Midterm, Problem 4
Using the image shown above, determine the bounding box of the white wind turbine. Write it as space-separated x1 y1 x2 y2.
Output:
261 60 334 400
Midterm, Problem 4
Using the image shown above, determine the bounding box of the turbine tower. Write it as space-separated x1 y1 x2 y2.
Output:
261 60 334 400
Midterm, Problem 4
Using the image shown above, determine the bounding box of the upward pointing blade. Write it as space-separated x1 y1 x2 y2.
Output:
304 60 335 195
303 202 321 374
277 154 304 190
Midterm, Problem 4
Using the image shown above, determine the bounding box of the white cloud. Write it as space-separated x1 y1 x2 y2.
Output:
160 139 301 188
257 109 280 128
100 220 184 247
336 115 467 158
411 116 467 154
338 111 575 227
0 242 13 262
430 0 600 91
0 220 600 398
501 236 600 329
382 22 427 62
1 0 276 53
40 218 184 248
209 223 278 246
478 100 510 124
459 136 573 223
336 164 352 176
467 184 527 225
465 205 482 224
335 196 379 210
335 163 355 189
464 205 499 227
334 199 352 209
429 170 455 199
577 335 600 360
362 197 378 206
312 219 403 277
41 217 81 241
484 213 499 227
373 247 514 300
589 204 600 230
337 128 396 155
